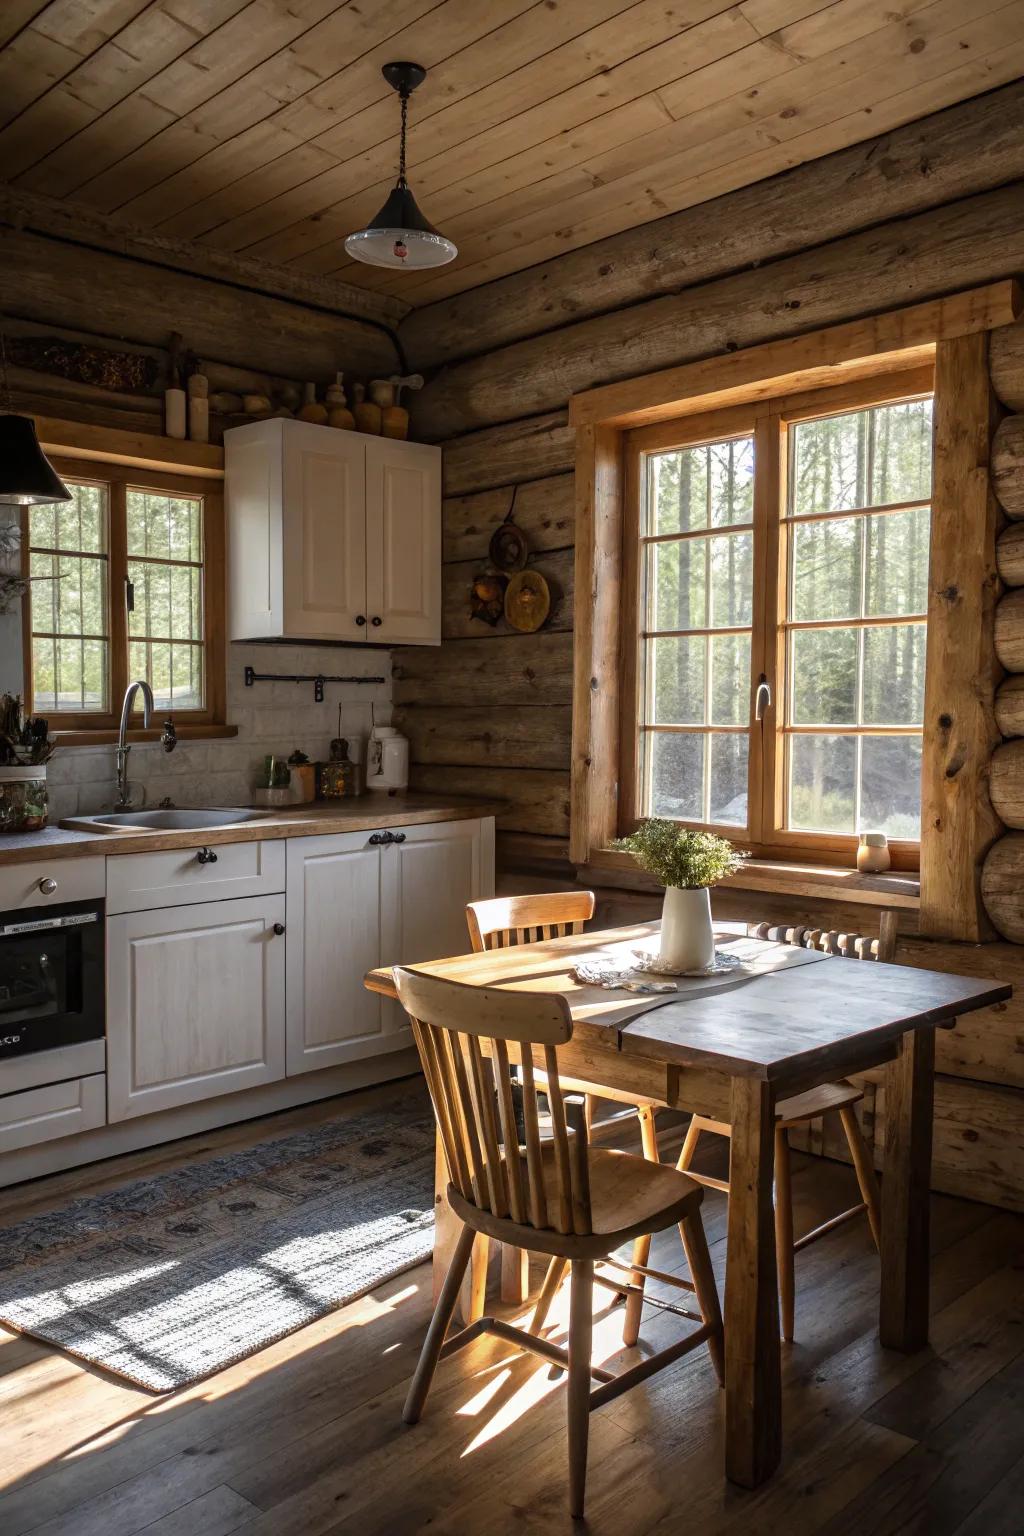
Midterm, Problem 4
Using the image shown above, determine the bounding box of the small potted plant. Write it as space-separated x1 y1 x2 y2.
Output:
0 694 54 833
612 820 746 971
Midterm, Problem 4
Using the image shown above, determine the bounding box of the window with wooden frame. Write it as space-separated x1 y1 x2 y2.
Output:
22 458 226 734
620 368 934 868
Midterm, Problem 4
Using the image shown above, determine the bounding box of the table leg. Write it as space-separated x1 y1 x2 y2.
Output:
433 1132 488 1324
724 1076 781 1488
880 1027 935 1352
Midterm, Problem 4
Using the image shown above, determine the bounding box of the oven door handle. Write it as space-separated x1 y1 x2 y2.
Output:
0 912 101 936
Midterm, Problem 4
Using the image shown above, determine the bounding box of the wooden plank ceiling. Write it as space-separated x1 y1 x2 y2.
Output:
1 0 1022 310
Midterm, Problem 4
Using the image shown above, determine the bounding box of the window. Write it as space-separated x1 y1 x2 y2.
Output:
623 371 934 864
23 459 224 731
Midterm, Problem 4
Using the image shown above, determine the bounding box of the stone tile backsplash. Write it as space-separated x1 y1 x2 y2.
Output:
45 643 393 820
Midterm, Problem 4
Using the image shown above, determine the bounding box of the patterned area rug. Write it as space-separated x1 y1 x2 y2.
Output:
0 1099 435 1392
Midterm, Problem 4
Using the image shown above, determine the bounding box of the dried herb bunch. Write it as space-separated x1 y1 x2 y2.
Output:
612 819 746 889
0 694 54 767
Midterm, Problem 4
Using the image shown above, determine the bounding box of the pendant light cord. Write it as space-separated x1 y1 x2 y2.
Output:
397 88 409 188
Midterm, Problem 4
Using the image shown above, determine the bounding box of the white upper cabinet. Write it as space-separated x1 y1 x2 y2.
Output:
365 438 441 645
225 419 440 645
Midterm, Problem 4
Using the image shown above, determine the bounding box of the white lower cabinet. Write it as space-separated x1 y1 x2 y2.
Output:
106 895 286 1122
286 818 492 1076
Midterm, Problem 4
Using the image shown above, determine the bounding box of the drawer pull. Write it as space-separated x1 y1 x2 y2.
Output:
273 922 286 936
196 847 218 865
38 877 58 895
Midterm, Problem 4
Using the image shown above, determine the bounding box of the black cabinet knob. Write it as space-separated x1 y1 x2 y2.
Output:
355 614 367 626
369 832 386 845
196 846 218 865
273 922 286 936
393 831 406 843
371 616 382 627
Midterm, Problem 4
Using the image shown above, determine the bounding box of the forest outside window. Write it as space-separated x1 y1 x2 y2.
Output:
622 371 934 866
23 459 225 732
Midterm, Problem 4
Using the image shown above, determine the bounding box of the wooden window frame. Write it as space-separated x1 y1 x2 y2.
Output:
620 368 934 871
22 457 227 737
570 279 1019 940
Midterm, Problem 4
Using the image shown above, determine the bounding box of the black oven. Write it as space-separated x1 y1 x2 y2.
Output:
0 899 104 1060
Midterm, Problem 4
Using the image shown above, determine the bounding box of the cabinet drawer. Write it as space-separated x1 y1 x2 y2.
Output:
0 856 105 912
0 1074 106 1153
106 840 285 913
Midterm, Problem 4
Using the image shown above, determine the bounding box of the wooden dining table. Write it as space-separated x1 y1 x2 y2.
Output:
364 919 1010 1490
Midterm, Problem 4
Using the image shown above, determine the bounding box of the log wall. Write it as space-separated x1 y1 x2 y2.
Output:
396 81 1024 1213
0 225 402 439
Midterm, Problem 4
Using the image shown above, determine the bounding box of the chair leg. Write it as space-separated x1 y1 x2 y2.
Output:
839 1103 882 1250
622 1104 660 1347
500 1242 530 1305
676 1115 702 1172
530 1255 568 1334
774 1127 795 1343
679 1207 725 1385
568 1258 594 1521
584 1094 595 1136
403 1222 476 1425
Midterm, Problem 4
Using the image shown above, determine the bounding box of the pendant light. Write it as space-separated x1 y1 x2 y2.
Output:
0 330 71 506
344 63 457 271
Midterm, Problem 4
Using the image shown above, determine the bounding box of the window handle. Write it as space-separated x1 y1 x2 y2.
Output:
125 577 135 614
754 675 772 722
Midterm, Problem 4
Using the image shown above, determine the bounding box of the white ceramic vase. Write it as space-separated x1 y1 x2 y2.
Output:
659 885 715 972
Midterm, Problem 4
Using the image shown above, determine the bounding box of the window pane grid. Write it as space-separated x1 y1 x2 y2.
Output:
28 481 110 714
784 396 932 839
639 436 754 829
125 488 205 711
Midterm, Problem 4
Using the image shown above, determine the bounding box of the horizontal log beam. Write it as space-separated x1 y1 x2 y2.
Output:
443 474 574 562
393 631 573 707
412 186 1024 438
401 83 1024 369
1 228 399 385
396 705 572 771
409 765 570 838
442 413 574 498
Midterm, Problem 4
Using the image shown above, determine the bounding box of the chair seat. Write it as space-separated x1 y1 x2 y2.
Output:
776 1081 863 1126
449 1144 703 1261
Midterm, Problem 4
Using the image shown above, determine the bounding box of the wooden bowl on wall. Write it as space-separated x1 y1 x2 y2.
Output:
504 570 551 632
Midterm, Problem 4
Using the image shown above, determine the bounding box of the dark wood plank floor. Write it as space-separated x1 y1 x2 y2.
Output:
1 1079 1022 1536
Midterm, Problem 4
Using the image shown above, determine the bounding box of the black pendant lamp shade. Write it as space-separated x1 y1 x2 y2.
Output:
344 63 457 270
0 414 72 506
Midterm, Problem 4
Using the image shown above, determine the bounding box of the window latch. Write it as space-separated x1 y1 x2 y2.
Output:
754 674 772 722
124 577 135 614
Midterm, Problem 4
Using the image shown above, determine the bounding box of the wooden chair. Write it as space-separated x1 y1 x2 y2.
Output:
395 966 723 1521
467 891 664 1343
668 916 893 1342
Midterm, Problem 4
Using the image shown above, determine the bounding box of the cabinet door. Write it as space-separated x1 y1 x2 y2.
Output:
380 819 493 1035
365 438 441 645
282 421 367 640
286 833 399 1076
107 896 286 1122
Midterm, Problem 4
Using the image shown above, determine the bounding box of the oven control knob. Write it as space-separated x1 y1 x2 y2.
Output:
38 878 58 895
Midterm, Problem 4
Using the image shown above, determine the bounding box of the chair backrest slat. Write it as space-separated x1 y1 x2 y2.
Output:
465 1033 509 1218
748 909 899 965
395 967 586 1240
467 891 596 955
519 1047 549 1230
492 1038 527 1224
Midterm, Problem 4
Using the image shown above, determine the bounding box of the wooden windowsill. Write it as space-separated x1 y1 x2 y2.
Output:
51 724 239 747
579 848 920 910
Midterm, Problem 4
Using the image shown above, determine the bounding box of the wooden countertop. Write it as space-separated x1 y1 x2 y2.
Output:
0 794 502 868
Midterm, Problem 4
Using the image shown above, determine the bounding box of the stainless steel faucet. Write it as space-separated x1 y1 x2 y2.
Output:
115 681 176 809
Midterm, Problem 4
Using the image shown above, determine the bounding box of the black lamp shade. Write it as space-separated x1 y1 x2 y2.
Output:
0 414 72 505
344 182 457 270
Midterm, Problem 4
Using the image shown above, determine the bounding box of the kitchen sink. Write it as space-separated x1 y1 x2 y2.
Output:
63 808 274 832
